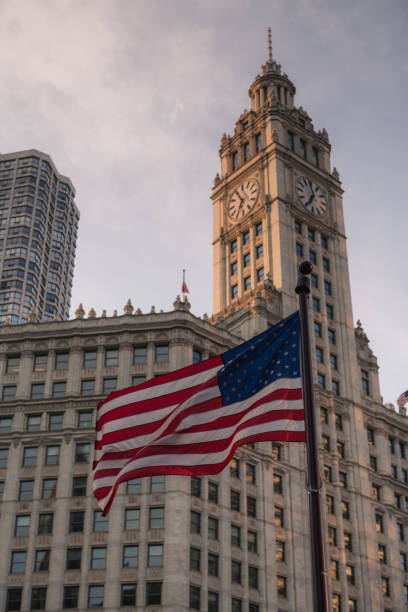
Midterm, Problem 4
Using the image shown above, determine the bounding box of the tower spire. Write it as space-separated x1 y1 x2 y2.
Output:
267 27 272 62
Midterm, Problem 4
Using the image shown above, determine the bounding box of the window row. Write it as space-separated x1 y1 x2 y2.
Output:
5 582 161 610
231 135 263 171
190 585 261 612
288 131 319 166
230 245 264 275
295 242 330 272
0 410 93 434
229 223 263 254
4 344 170 375
231 269 265 297
314 321 336 345
320 407 343 430
295 220 328 249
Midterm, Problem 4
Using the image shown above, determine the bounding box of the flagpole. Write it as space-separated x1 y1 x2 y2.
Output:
295 261 329 612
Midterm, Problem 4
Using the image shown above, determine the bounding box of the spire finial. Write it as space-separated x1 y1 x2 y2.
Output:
268 27 272 62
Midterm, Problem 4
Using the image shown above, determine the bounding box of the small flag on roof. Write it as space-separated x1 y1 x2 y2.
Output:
181 269 189 294
397 390 408 409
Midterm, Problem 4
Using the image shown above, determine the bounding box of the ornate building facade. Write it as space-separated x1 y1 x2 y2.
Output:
0 38 407 612
0 150 79 325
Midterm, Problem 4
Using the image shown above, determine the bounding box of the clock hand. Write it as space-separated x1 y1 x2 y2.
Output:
306 192 315 206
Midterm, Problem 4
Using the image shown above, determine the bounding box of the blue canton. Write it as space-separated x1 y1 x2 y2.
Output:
218 311 301 406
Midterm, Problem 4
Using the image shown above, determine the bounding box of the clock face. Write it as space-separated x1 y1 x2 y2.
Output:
295 176 327 216
228 179 259 220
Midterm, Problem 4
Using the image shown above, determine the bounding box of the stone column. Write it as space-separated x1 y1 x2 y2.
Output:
17 346 33 400
67 347 82 396
95 346 105 394
44 350 55 397
118 339 132 389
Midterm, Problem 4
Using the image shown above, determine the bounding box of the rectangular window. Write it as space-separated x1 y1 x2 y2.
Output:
300 139 306 158
318 374 325 389
272 442 282 460
31 587 47 610
309 250 317 265
103 377 117 394
55 352 69 369
148 543 163 566
322 435 330 452
30 383 44 399
42 478 57 499
125 508 140 530
19 480 34 500
232 599 242 612
400 552 407 572
243 230 250 244
231 524 241 547
123 545 138 568
81 379 94 395
105 348 118 366
316 347 324 363
244 276 251 291
330 354 338 370
48 413 63 430
34 549 50 572
72 476 87 497
66 548 81 570
150 474 165 492
247 495 256 517
326 304 334 319
208 481 218 504
378 544 387 563
33 354 48 372
231 489 241 511
256 244 263 259
231 261 238 276
330 558 339 580
321 407 328 424
133 346 147 364
341 500 350 520
189 585 201 610
400 442 406 458
208 516 218 539
132 375 146 386
246 463 256 484
231 560 242 583
6 588 22 611
88 585 104 608
243 252 250 268
337 441 345 458
296 242 303 258
208 591 219 612
324 280 332 296
344 532 352 551
75 443 90 463
312 146 319 167
69 511 84 533
288 131 294 151
127 478 141 494
190 547 201 571
255 133 262 153
207 552 219 577
274 473 283 494
230 239 237 253
248 530 257 553
232 151 238 171
326 495 334 514
311 273 318 288
256 267 264 282
38 513 52 535
27 415 41 431
339 471 348 488
155 345 169 362
231 284 238 299
332 380 340 395
274 506 284 527
90 547 106 569
63 586 79 609
312 297 320 312
2 385 16 401
295 220 302 234
324 466 332 483
23 446 38 467
83 350 97 368
6 355 20 374
375 514 384 533
45 445 59 465
93 510 108 532
308 227 315 242
277 575 287 597
398 522 405 541
146 582 162 606
230 458 240 477
190 511 201 534
255 221 262 236
328 329 336 344
249 565 258 589
243 142 250 162
191 476 201 498
77 410 92 428
276 539 285 562
149 506 164 529
11 550 26 573
322 257 330 272
328 526 336 546
314 321 322 337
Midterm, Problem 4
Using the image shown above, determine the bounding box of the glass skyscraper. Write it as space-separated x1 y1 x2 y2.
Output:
0 150 79 324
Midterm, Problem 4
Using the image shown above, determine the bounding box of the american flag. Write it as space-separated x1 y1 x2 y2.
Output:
397 390 408 409
93 311 304 514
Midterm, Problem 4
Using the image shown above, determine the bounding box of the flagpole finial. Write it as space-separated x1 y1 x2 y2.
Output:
295 261 312 295
268 27 272 62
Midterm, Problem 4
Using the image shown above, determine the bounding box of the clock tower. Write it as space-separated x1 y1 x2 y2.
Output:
211 30 380 407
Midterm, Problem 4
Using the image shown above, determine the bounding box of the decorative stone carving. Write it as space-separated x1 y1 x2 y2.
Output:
124 299 134 315
135 308 142 315
113 310 118 317
101 309 107 317
173 295 182 311
88 308 96 319
150 305 156 314
332 167 340 181
28 308 38 323
213 173 221 186
75 304 85 319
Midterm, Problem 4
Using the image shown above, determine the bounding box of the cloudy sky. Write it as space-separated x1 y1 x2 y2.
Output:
0 0 407 404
